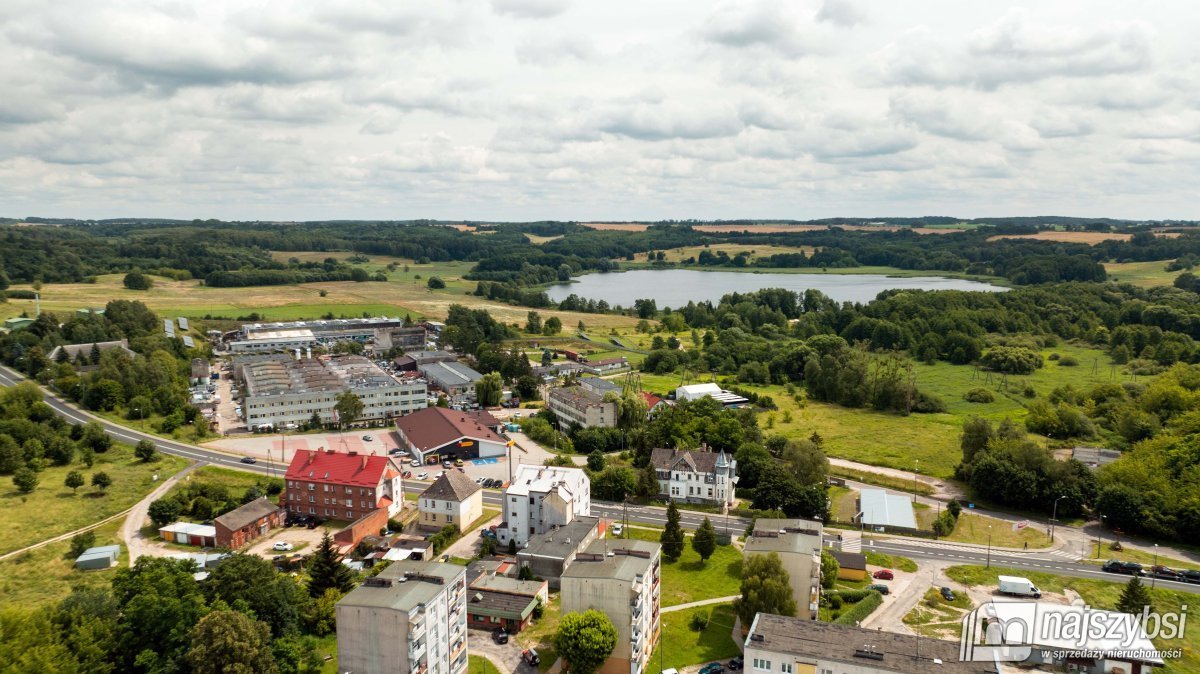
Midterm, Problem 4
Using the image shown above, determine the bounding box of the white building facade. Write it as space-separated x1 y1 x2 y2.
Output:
499 465 591 547
649 447 737 507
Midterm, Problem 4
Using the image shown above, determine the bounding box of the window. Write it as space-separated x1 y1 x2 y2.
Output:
752 659 771 671
781 665 792 674
346 510 353 519
431 514 437 521
308 484 315 491
446 501 452 510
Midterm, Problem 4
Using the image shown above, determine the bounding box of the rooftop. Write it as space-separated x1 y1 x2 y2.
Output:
507 465 588 498
518 516 600 560
419 360 483 386
471 574 545 597
285 449 399 488
830 550 866 571
421 469 482 502
650 447 731 474
548 385 610 412
859 488 918 529
578 376 621 394
214 497 283 532
337 560 464 612
562 538 660 581
747 613 1000 674
243 355 413 396
395 406 505 452
237 328 316 342
744 519 823 557
466 588 538 619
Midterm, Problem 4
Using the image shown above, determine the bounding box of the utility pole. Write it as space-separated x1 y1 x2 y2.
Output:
986 525 993 569
1050 495 1065 542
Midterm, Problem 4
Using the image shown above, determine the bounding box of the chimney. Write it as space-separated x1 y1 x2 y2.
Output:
362 455 368 470
305 451 317 466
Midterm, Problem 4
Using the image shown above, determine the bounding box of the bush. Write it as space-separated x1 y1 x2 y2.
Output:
980 346 1044 374
1048 353 1061 361
1022 384 1036 398
1058 355 1079 367
828 594 843 609
963 388 995 404
66 531 96 560
426 276 446 289
833 589 870 603
689 612 707 632
833 591 883 625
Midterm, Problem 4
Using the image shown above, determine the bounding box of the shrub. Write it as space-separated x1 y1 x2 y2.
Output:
981 346 1044 375
1058 355 1079 367
828 594 843 609
833 591 883 625
689 612 707 632
963 388 995 404
1023 384 1036 398
1048 353 1061 361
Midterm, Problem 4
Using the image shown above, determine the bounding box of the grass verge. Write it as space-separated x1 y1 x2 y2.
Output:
646 603 739 674
0 519 127 608
619 527 742 606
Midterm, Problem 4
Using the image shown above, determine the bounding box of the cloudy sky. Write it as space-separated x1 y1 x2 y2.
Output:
1 0 1197 221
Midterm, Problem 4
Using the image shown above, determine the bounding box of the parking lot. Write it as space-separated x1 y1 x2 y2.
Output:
242 522 334 559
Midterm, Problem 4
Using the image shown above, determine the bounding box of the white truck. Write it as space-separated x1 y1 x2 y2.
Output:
998 575 1042 598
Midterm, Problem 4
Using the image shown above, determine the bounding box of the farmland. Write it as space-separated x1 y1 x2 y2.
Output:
1104 260 1181 287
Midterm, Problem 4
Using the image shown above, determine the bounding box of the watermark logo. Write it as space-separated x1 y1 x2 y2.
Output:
959 601 1187 664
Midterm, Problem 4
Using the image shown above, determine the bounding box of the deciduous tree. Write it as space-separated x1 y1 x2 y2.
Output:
186 610 279 674
735 553 796 626
555 610 618 674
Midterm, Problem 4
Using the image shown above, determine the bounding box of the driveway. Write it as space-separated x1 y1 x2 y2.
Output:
242 523 331 558
469 628 535 674
121 462 204 566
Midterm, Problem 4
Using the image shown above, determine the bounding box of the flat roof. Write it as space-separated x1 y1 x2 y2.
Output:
859 489 918 529
518 516 600 560
419 360 483 386
337 560 464 612
506 465 587 497
748 613 999 674
562 538 659 581
466 588 538 619
745 519 823 557
238 328 316 341
160 522 216 537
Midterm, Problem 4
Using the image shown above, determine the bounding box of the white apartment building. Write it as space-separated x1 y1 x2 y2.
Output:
240 355 427 429
498 465 591 547
650 447 737 507
337 560 468 674
561 539 661 674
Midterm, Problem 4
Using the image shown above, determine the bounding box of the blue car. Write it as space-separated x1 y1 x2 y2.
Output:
699 663 725 674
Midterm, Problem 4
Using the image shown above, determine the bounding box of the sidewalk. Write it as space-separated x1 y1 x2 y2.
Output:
661 595 739 613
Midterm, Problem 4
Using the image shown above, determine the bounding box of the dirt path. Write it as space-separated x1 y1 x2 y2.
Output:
862 561 946 633
661 595 740 613
121 461 204 566
829 458 964 501
0 508 136 562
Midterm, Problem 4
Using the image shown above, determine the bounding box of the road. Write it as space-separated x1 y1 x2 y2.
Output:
860 537 1200 596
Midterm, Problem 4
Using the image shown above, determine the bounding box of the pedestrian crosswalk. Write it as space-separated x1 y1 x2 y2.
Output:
839 531 862 552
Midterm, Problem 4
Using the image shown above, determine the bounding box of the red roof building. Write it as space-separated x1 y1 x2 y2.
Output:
394 406 508 461
282 449 405 521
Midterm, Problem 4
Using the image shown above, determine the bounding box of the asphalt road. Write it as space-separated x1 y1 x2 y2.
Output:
866 537 1200 595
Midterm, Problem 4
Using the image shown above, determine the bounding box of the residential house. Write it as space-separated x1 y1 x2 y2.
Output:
498 465 591 547
214 497 285 549
336 560 469 674
743 519 823 620
515 516 601 589
419 470 484 533
650 447 737 507
744 613 1002 674
395 406 507 462
561 539 661 674
282 449 405 521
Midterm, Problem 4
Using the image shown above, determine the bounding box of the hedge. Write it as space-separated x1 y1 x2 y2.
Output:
833 591 883 625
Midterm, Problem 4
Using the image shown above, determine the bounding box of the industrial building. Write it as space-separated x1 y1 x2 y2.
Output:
336 560 468 674
242 317 406 342
238 355 427 429
229 328 318 354
419 360 483 398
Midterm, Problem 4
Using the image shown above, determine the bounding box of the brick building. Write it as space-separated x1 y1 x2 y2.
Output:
214 497 285 549
282 449 405 522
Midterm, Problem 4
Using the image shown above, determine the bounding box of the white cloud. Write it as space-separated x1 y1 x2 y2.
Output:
0 0 1196 220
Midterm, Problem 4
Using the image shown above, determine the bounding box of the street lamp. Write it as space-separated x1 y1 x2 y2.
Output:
1051 495 1066 542
1152 544 1159 589
913 459 920 496
135 407 144 430
1096 515 1106 558
986 525 993 569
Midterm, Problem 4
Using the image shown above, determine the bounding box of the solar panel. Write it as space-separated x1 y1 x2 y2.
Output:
177 317 189 330
182 336 195 348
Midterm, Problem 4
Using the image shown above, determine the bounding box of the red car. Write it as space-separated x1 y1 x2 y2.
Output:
402 471 413 479
872 569 894 580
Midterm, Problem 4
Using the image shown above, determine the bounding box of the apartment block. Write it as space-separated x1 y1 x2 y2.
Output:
560 539 662 674
498 465 591 547
337 561 468 674
282 449 405 521
240 354 427 429
547 385 616 429
743 519 823 621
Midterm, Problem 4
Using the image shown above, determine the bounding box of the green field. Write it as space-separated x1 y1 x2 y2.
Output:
1104 260 1180 288
646 603 740 674
947 565 1199 674
467 655 502 674
619 527 742 607
0 442 188 556
943 512 1051 548
0 519 126 608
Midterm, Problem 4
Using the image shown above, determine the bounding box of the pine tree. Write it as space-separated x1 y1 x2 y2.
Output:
307 531 356 598
661 500 684 562
89 343 101 365
692 516 717 562
1116 575 1152 615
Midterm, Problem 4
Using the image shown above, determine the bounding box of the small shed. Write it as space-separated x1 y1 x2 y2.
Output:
75 544 121 570
159 522 217 547
831 551 867 581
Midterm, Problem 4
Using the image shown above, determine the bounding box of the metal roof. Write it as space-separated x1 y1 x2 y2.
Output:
859 489 917 529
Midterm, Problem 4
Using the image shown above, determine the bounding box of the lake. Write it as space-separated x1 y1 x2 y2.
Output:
544 269 1006 307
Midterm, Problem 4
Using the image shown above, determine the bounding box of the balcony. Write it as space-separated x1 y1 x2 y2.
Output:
409 639 426 662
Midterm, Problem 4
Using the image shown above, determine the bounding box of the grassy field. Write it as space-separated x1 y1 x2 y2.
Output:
946 565 1198 674
829 485 857 520
1082 543 1200 571
1105 260 1180 288
944 512 1052 548
0 519 126 609
863 551 918 573
0 442 188 556
620 527 742 607
161 464 276 503
3 263 642 329
467 655 502 674
646 603 740 674
830 466 935 496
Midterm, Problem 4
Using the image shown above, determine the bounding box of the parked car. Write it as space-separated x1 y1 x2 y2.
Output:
699 664 723 674
362 435 374 441
480 529 497 539
417 472 429 480
866 584 890 595
1150 565 1181 580
940 586 956 601
273 541 294 552
522 649 540 666
389 448 404 455
492 628 508 645
240 456 257 464
402 471 412 479
455 459 464 467
1102 560 1145 576
443 460 454 469
727 656 744 670
611 523 624 537
872 569 894 580
1180 569 1200 584
410 459 421 467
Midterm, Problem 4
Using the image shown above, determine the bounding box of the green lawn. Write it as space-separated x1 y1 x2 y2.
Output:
515 594 561 672
830 466 935 496
1082 543 1200 571
646 603 740 674
946 565 1199 674
903 588 971 639
0 442 188 556
829 485 857 521
161 464 276 503
619 527 742 606
863 551 918 573
944 512 1052 549
467 655 502 674
0 519 127 608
